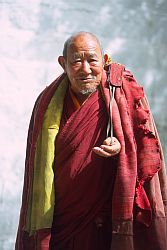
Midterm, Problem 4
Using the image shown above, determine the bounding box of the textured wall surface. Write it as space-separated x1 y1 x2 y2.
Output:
0 0 167 249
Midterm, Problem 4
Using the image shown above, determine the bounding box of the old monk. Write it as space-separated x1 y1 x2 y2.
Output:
15 32 167 250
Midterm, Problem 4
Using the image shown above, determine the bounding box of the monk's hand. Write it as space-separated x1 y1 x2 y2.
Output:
92 137 121 158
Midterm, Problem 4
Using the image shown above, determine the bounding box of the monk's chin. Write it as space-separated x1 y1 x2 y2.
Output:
79 87 97 95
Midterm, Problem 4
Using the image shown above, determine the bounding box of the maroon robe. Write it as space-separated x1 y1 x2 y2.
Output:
50 87 117 249
15 63 167 250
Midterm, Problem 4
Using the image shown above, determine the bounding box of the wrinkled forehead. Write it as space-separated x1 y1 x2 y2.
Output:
70 52 100 60
67 35 102 58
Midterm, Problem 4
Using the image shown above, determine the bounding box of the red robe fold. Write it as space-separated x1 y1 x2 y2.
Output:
50 87 117 249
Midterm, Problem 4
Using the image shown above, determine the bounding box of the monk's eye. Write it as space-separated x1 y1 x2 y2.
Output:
72 60 82 65
89 59 98 65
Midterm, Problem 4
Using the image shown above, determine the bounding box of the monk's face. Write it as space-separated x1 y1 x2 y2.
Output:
63 35 103 96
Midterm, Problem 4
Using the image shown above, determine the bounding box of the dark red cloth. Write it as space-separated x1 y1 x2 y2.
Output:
51 218 112 250
50 88 116 248
102 66 160 223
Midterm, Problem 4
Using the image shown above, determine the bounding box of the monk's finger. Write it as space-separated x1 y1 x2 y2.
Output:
100 143 121 155
92 147 112 158
103 136 120 146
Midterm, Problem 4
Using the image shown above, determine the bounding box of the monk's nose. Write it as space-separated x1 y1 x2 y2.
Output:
81 61 92 75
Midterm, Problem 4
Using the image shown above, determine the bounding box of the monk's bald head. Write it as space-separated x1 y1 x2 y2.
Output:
63 32 103 60
58 32 103 100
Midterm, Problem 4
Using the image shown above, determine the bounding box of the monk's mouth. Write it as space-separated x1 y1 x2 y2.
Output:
78 78 96 83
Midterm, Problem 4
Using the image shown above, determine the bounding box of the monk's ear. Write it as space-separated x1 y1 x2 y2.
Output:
58 56 66 73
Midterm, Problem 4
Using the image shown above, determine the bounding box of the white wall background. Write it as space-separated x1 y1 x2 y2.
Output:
0 0 167 249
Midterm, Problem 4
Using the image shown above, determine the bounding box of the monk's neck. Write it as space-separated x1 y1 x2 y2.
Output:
70 88 94 105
